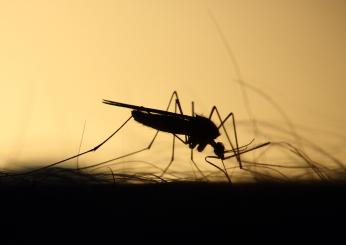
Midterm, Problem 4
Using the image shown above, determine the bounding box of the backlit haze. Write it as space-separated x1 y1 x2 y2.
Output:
1 0 345 182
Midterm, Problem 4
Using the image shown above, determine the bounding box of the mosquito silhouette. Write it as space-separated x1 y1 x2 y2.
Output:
26 91 270 183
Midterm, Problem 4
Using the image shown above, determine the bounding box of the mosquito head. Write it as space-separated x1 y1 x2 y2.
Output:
213 142 225 159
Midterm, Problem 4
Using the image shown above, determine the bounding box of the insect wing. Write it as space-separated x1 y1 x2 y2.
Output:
102 99 191 119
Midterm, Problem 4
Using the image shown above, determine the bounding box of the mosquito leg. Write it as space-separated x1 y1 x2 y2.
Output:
190 154 208 181
209 106 242 169
15 92 187 178
205 157 232 184
78 142 157 171
160 98 179 178
190 101 194 161
161 95 207 180
171 99 179 164
161 133 206 180
83 91 185 177
160 93 196 179
187 100 208 180
158 92 181 178
221 112 241 168
188 100 208 180
17 115 133 176
160 157 174 178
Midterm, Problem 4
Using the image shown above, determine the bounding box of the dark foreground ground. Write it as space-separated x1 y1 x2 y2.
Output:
1 181 345 243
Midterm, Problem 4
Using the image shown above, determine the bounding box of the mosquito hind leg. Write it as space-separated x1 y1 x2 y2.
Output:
18 115 133 175
78 91 186 180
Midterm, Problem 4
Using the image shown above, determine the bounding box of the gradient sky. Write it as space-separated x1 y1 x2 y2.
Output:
1 0 345 179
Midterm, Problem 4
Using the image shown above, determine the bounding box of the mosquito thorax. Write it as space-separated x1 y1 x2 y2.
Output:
193 115 220 139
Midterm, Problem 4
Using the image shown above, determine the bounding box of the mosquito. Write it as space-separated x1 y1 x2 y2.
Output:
102 92 269 181
26 91 270 183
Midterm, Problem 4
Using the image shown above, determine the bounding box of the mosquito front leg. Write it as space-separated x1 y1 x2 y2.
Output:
209 106 242 169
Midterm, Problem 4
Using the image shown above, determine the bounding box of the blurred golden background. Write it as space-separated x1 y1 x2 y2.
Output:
1 0 345 181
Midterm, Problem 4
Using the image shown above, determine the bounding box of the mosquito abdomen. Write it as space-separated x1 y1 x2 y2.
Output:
132 110 191 135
